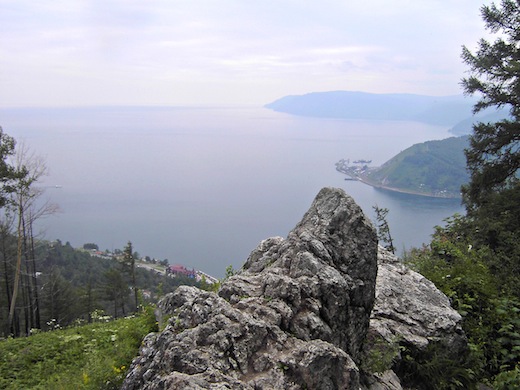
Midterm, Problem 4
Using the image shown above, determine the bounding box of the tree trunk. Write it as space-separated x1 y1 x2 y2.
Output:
7 203 24 336
21 213 34 332
132 260 138 310
2 247 13 335
28 221 40 329
114 296 118 319
86 275 93 323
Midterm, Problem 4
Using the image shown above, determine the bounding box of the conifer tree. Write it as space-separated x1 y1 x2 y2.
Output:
122 241 138 310
0 127 18 208
373 205 395 254
460 0 520 293
461 0 520 210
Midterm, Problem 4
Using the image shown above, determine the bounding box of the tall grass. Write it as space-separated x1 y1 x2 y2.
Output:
0 306 157 389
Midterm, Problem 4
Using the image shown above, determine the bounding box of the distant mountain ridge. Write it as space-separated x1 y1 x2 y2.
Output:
265 91 509 134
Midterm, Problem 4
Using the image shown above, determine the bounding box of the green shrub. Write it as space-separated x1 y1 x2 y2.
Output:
0 305 157 389
396 341 476 390
404 215 520 385
493 366 520 390
361 332 401 374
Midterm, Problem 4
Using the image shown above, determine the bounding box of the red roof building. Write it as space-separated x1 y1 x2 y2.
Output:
167 264 196 278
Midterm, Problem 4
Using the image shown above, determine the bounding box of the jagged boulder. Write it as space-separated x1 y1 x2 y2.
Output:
362 248 467 389
371 248 465 349
122 187 378 389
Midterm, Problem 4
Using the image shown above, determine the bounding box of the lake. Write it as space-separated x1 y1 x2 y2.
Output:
1 106 464 277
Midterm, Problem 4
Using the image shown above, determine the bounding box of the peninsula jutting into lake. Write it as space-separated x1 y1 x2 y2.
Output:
336 160 458 198
335 136 469 199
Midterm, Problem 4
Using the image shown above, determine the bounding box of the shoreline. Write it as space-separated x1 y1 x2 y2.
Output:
356 176 462 199
336 166 462 199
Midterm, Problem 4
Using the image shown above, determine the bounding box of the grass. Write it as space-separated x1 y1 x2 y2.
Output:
0 306 157 390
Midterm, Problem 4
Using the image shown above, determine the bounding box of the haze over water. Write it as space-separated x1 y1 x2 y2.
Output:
2 106 463 277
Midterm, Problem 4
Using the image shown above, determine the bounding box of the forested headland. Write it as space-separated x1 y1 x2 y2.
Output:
337 136 470 198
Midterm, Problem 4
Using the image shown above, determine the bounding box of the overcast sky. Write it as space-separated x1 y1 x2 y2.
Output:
0 0 493 107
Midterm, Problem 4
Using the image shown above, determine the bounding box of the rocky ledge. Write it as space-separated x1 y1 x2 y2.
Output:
122 187 466 390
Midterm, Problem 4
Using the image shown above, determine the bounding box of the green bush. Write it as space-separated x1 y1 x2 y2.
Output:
493 366 520 390
405 215 520 386
360 332 401 374
396 341 476 390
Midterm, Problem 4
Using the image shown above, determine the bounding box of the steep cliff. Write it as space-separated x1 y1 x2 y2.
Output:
122 188 466 390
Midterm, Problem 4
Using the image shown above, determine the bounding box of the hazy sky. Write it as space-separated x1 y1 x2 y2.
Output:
1 0 493 107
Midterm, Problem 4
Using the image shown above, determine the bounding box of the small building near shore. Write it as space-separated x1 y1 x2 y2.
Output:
167 264 196 279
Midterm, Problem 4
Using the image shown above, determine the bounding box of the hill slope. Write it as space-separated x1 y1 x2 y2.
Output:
338 136 469 198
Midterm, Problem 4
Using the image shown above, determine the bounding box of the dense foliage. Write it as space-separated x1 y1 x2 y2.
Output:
459 0 520 297
0 127 19 208
460 0 520 271
405 217 520 388
0 305 157 389
461 0 520 211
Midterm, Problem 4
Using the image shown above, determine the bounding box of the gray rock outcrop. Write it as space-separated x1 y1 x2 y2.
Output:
122 187 378 389
121 187 468 390
371 248 465 350
363 248 467 389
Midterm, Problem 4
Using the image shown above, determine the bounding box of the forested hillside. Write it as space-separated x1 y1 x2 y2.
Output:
0 239 202 337
365 136 469 197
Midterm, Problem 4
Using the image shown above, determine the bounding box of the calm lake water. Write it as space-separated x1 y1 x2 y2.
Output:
1 106 463 277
